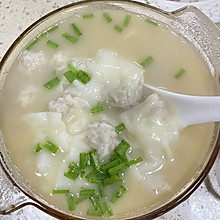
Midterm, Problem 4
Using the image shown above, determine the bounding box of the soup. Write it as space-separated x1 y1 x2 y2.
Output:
0 9 215 219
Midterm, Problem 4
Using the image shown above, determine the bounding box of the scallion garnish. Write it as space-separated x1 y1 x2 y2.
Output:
26 40 39 51
101 159 119 171
75 195 88 204
64 70 76 83
46 40 59 48
87 210 103 217
76 70 91 84
123 14 131 27
80 189 96 196
103 12 112 23
115 123 126 133
54 141 143 215
98 185 106 198
140 56 153 68
128 157 143 166
83 13 94 19
34 143 43 152
79 152 89 169
145 18 158 26
90 151 101 171
89 196 99 210
114 25 123 33
66 192 75 211
71 23 82 37
64 170 80 181
52 189 70 194
43 141 59 154
97 197 107 214
68 63 78 74
62 33 78 44
174 68 186 79
43 77 60 89
103 202 113 216
47 25 59 33
91 102 104 114
110 185 127 203
26 25 58 50
102 174 121 186
114 140 130 157
107 162 128 175
64 162 81 181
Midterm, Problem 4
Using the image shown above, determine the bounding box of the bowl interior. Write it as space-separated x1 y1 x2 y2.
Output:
0 1 220 219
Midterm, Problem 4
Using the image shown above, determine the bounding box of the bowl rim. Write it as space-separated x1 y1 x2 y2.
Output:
0 0 220 219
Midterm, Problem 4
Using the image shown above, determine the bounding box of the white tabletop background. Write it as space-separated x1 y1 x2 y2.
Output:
0 0 220 219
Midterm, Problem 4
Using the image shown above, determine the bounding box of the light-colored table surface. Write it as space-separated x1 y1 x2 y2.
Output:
0 0 220 219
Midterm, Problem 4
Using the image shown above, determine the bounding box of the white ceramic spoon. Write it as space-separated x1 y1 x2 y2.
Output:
144 84 220 127
145 84 220 187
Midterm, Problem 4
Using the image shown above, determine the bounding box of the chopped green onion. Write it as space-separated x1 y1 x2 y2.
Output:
174 68 186 79
123 14 131 27
34 143 43 152
86 171 109 184
115 123 126 133
108 162 128 175
68 63 78 74
89 196 99 210
43 141 59 154
91 102 104 114
145 0 150 4
43 77 60 89
114 140 130 157
66 192 75 211
110 185 127 203
80 170 86 178
62 33 78 44
75 195 88 204
26 25 58 50
64 162 80 181
47 25 59 33
64 170 80 181
90 151 101 171
76 70 91 84
103 12 112 23
79 152 89 169
87 210 103 217
71 23 82 37
145 18 158 26
102 174 121 186
83 13 94 19
140 56 154 68
52 189 70 194
26 39 39 51
128 157 143 166
80 189 96 196
101 159 120 171
103 202 113 216
86 172 105 183
109 153 119 161
46 40 59 48
98 185 106 198
64 70 76 83
68 162 79 170
114 25 123 32
97 197 107 214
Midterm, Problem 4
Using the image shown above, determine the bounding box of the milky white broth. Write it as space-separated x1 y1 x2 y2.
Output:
0 9 215 218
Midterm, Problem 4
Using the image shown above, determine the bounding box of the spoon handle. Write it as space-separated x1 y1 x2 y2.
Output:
145 85 220 126
167 94 220 126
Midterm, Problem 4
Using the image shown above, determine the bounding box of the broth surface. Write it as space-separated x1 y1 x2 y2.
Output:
0 10 215 218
